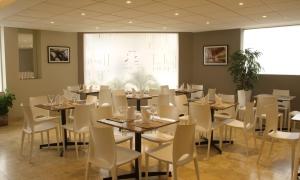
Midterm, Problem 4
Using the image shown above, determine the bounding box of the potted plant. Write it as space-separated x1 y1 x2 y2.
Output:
0 90 16 126
228 48 262 101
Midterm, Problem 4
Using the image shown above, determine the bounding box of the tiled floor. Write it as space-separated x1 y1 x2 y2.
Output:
0 118 298 180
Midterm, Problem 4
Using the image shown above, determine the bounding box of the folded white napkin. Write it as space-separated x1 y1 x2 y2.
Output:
187 83 191 90
141 108 151 122
215 94 223 105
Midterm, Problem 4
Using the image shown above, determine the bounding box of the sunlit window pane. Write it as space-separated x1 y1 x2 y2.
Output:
243 25 300 75
84 33 178 89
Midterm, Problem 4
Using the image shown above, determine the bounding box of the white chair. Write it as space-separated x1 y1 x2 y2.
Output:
169 89 176 106
90 104 133 149
85 126 141 180
86 95 98 105
62 104 92 157
207 88 216 102
63 89 80 101
142 105 178 144
29 96 59 123
112 94 128 115
257 103 300 180
190 102 223 159
158 94 170 107
174 94 188 116
273 89 290 126
191 84 204 100
224 102 257 155
256 95 284 131
98 88 113 106
160 85 170 95
145 124 199 180
148 89 159 108
100 85 109 90
112 89 125 96
237 90 247 109
290 111 300 131
20 104 59 162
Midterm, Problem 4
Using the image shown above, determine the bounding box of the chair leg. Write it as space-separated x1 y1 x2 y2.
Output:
29 133 34 162
129 138 133 150
40 132 44 144
219 126 223 150
111 166 117 180
288 115 292 132
85 162 91 180
257 136 266 164
138 156 142 180
243 131 249 156
291 142 296 180
145 154 149 180
20 131 25 156
166 163 170 179
279 115 283 131
74 133 79 158
268 138 274 159
194 158 200 180
55 128 59 152
83 133 86 148
207 131 212 159
252 132 257 150
173 165 177 180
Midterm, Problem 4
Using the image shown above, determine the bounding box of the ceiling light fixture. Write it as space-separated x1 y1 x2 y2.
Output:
262 15 267 18
128 20 133 24
174 12 179 16
206 21 210 25
81 12 86 16
238 2 244 6
50 21 55 24
126 0 132 4
163 26 167 30
96 27 99 29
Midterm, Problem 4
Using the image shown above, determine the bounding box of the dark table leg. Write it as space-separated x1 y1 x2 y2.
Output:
135 133 141 179
137 99 141 111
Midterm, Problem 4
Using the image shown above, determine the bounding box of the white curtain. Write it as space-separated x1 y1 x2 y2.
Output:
84 33 178 89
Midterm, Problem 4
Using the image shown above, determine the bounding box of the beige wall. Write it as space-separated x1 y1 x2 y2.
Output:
191 29 242 94
4 27 78 118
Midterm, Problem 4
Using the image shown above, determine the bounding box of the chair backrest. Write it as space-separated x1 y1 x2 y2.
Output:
264 103 279 133
158 94 170 106
112 89 125 96
98 88 112 106
256 95 277 118
73 104 93 131
90 105 113 126
21 104 34 132
29 96 50 118
243 102 256 130
112 94 128 115
272 89 290 109
174 95 188 115
88 126 116 168
207 88 216 101
100 85 109 90
189 102 212 130
217 94 236 118
172 124 196 165
63 89 80 101
86 95 98 105
157 105 178 134
160 85 169 95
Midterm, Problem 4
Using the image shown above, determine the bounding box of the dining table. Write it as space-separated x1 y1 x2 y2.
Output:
175 88 203 99
97 117 179 179
35 103 85 156
126 94 158 111
71 89 99 99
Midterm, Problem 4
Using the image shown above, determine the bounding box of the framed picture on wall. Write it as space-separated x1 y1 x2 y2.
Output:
48 46 70 63
203 45 228 65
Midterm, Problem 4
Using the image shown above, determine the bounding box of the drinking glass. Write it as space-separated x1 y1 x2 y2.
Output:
150 104 157 121
48 95 56 106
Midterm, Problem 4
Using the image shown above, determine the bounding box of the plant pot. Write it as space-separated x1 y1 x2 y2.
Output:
0 114 8 126
245 90 252 102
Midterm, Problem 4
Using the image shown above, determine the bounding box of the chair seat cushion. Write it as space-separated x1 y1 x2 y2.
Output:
268 131 300 141
114 134 133 144
62 124 89 133
33 121 57 133
116 146 140 166
34 116 58 123
142 131 174 143
214 113 231 120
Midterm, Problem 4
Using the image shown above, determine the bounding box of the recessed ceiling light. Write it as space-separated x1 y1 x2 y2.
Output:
262 15 267 18
126 0 132 4
174 12 179 16
128 20 133 24
238 2 244 6
50 21 55 24
81 12 86 16
96 27 99 29
163 26 167 30
206 21 210 25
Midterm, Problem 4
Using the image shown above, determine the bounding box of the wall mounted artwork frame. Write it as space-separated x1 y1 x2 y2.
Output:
48 46 70 63
203 45 228 65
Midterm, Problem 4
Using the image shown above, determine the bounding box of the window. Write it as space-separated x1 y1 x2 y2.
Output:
0 27 6 92
243 25 300 75
84 33 179 89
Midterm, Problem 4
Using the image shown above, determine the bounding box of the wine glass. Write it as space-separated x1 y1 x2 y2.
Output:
118 106 128 136
150 104 157 121
48 94 56 106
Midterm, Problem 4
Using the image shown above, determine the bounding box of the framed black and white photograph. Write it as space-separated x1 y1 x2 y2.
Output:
48 46 70 63
203 45 228 65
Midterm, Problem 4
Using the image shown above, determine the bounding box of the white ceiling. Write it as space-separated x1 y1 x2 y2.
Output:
0 0 300 32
